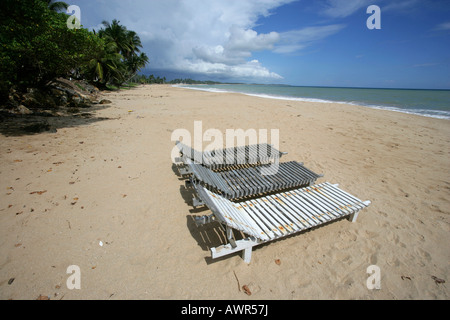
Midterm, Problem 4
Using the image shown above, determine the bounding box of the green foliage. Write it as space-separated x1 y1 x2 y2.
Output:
130 74 166 84
82 36 125 87
97 20 149 84
0 0 150 102
167 78 224 85
0 0 98 94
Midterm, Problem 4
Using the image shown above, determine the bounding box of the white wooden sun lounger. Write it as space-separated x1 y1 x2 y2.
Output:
175 140 287 170
183 157 323 206
194 182 371 263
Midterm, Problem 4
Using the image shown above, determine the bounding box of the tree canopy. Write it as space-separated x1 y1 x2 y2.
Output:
0 0 149 102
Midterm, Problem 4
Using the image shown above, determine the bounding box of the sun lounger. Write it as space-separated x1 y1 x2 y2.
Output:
175 140 287 170
194 182 371 263
183 157 323 206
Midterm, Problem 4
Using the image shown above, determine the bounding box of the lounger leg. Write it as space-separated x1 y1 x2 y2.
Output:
350 201 370 222
227 226 237 248
349 211 359 223
192 196 204 208
242 247 252 264
211 237 259 262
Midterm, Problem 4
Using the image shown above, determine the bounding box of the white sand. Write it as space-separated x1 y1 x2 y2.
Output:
0 84 448 299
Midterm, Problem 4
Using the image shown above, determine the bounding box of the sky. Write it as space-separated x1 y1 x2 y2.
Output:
70 0 450 89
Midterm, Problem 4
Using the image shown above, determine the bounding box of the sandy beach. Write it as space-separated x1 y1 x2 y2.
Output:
0 84 449 300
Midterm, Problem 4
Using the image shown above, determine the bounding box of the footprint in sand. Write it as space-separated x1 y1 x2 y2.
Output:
413 247 432 266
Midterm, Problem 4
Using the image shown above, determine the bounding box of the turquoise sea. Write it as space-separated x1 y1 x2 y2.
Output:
175 84 450 120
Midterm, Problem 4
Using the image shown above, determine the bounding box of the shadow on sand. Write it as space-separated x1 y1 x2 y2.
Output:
0 105 112 137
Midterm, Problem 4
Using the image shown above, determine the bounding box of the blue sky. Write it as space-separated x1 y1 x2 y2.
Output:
71 0 450 89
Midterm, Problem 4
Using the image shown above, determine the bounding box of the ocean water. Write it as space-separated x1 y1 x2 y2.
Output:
175 84 450 120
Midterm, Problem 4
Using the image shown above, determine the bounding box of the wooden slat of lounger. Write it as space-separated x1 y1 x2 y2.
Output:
192 163 215 186
302 187 346 220
240 144 262 164
293 187 340 219
272 165 294 189
238 168 260 196
240 166 265 193
305 185 356 216
188 160 232 195
222 170 239 193
281 162 310 186
292 162 320 179
274 163 297 186
300 186 352 218
272 192 321 228
322 182 368 211
280 162 316 186
248 144 261 164
245 166 265 194
234 168 258 197
198 187 239 230
265 162 319 189
274 165 295 188
223 174 240 199
266 194 313 229
282 190 330 224
256 166 283 190
225 170 247 198
251 164 287 192
293 184 367 220
253 197 297 233
237 145 248 164
246 198 290 237
203 149 221 168
241 200 284 238
241 167 265 194
230 169 252 196
259 196 304 232
238 202 276 240
246 166 271 193
204 189 268 241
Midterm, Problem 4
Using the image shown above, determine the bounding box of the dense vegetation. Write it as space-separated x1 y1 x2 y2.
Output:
130 75 226 85
0 0 149 103
131 74 167 84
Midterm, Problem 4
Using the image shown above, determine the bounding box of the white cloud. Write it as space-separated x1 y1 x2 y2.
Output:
192 25 280 67
434 22 450 31
226 26 280 52
77 0 350 81
412 63 439 68
382 0 420 12
180 59 283 80
321 0 423 18
274 24 346 53
81 0 294 81
321 0 373 18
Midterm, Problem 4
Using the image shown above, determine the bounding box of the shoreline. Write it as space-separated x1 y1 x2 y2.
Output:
1 84 449 300
173 84 450 120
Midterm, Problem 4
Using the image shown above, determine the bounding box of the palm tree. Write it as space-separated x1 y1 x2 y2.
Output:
42 0 69 12
126 53 149 75
124 52 149 82
123 31 142 60
98 20 146 61
98 20 131 56
84 39 124 88
97 20 149 86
